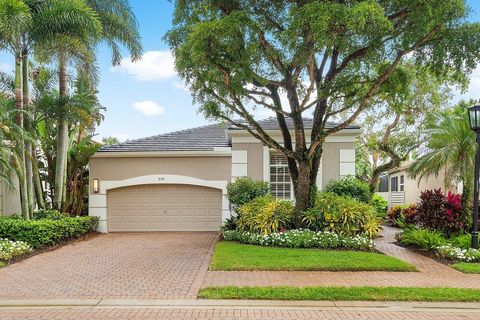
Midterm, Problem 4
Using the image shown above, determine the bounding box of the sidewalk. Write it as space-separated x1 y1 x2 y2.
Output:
0 299 478 320
202 226 480 288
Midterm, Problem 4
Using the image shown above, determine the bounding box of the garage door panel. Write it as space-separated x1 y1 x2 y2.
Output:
107 184 222 232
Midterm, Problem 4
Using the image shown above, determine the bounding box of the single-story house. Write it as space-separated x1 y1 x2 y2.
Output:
88 118 361 233
376 162 460 207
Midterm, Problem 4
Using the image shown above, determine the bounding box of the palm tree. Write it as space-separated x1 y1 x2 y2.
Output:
50 0 142 210
409 101 476 206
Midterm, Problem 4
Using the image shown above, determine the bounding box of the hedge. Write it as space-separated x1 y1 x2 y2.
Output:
0 216 99 248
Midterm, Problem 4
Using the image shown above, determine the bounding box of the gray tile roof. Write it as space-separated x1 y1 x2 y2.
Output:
228 117 360 130
98 124 230 152
99 117 360 153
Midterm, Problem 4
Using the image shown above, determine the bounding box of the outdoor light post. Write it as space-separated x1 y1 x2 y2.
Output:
468 102 480 249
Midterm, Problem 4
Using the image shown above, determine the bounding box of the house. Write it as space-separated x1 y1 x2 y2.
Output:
377 163 460 208
88 118 361 232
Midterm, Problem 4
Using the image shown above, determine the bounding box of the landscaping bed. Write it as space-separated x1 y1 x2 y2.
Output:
210 241 416 271
0 210 99 267
198 286 480 302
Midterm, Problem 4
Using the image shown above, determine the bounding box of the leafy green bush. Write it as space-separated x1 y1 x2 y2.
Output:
398 226 446 251
448 234 471 250
0 216 99 248
220 216 238 232
237 195 294 235
302 192 380 238
437 244 480 262
226 177 270 211
324 176 372 203
370 194 388 218
0 238 32 261
223 229 374 251
33 209 69 220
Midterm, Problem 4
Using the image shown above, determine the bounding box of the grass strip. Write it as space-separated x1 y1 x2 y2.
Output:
210 242 416 272
199 286 480 302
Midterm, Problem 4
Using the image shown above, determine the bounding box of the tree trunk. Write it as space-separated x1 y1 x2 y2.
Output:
32 146 45 209
14 44 29 219
22 54 34 217
53 59 68 210
293 160 312 226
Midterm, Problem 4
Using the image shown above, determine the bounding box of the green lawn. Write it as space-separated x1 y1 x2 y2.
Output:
198 286 480 301
452 263 480 274
210 241 416 272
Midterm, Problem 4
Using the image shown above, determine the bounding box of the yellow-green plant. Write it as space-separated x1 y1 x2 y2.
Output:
237 196 293 235
302 192 380 238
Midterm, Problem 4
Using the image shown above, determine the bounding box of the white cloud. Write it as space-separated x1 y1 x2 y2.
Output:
132 100 165 117
172 80 190 92
111 51 176 81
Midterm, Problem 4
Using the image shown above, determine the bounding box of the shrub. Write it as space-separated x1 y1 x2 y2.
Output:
0 238 32 261
220 216 238 232
398 226 446 251
33 209 69 220
237 195 294 235
324 176 372 203
386 205 405 227
223 229 374 251
0 216 99 248
416 189 465 235
371 194 388 218
402 203 418 225
448 234 471 250
226 177 270 211
302 192 380 238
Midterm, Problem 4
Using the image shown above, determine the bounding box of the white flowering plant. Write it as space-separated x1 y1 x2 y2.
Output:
436 244 480 262
223 229 374 251
0 238 32 261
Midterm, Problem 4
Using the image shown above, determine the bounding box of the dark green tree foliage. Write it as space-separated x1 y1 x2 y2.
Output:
167 0 480 221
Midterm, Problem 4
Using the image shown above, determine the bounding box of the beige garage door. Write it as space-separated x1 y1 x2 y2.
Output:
107 184 222 232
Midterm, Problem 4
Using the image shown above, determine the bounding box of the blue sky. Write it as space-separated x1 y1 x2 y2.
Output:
2 1 480 141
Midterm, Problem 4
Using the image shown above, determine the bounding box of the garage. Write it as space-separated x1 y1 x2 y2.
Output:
107 184 222 232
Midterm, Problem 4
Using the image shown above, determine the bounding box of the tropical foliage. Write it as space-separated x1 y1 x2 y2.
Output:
0 0 142 217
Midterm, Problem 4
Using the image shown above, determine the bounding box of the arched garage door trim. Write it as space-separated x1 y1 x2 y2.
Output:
89 174 229 233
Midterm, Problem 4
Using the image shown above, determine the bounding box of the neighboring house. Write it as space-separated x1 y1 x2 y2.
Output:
0 179 21 216
88 118 361 233
377 163 459 207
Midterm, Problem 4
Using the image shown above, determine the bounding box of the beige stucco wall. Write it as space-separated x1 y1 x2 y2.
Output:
232 142 264 181
0 177 21 216
390 168 458 205
89 156 232 194
322 142 355 187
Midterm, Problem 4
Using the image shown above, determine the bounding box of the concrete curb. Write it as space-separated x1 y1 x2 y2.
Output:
0 299 479 312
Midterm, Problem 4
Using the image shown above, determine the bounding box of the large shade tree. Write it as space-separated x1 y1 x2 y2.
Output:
167 0 480 220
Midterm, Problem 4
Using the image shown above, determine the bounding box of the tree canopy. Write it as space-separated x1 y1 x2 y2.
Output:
167 0 480 216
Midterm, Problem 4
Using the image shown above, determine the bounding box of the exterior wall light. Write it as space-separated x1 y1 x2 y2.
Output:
93 179 99 194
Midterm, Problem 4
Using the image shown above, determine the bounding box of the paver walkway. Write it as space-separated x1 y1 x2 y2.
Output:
203 226 480 288
0 232 218 299
0 304 478 320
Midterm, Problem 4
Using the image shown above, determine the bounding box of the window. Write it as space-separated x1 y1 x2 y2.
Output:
270 152 291 199
378 174 389 192
400 175 405 191
390 176 398 192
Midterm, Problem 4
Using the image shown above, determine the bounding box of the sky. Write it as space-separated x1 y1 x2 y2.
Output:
2 1 480 142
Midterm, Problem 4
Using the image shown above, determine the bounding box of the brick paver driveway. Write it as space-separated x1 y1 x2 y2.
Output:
0 232 218 299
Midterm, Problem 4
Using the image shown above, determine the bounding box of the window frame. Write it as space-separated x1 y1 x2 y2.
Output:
390 176 399 192
269 152 293 200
